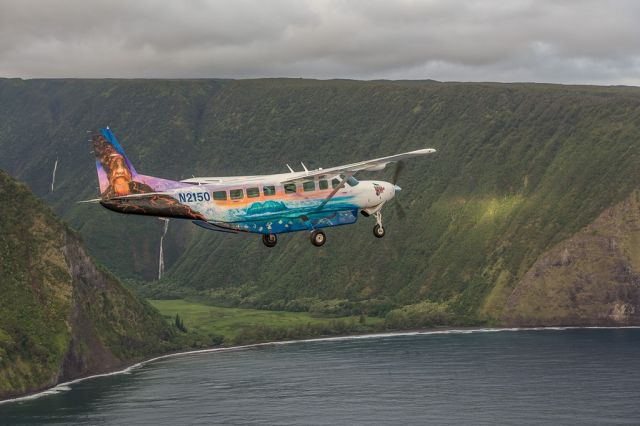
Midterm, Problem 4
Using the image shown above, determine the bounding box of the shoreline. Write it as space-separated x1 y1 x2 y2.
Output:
2 325 639 406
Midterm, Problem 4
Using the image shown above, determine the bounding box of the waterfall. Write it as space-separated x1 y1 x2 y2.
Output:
158 218 170 280
51 157 58 192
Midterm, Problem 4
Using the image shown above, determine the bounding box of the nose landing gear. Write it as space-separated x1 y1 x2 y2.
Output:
373 211 385 238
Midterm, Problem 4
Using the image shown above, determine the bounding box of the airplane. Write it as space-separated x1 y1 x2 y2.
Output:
88 127 436 247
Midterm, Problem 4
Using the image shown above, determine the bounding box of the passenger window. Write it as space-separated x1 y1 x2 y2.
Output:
319 180 329 190
230 189 243 200
331 178 341 189
303 181 315 192
247 187 260 198
263 185 276 196
284 183 297 194
212 191 227 201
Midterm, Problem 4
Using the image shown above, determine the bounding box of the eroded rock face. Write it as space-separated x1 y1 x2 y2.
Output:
59 235 123 382
0 171 173 400
501 191 640 326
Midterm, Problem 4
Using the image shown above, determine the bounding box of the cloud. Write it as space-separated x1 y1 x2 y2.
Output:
0 0 639 84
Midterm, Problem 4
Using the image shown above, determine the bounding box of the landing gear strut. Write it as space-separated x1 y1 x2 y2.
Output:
262 233 277 248
373 211 385 238
310 230 326 247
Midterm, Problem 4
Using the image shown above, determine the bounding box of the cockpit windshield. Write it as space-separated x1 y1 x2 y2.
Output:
339 174 360 187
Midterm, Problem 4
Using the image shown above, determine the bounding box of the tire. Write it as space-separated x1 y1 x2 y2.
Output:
310 230 326 247
373 224 385 238
262 233 277 248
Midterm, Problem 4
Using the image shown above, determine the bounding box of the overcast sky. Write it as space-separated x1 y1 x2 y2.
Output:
0 0 638 85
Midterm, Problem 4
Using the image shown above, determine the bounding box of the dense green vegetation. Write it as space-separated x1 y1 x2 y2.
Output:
150 299 383 345
0 170 180 399
1 78 640 324
0 170 72 397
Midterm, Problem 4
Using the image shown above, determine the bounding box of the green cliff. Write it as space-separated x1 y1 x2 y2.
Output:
0 170 176 400
500 189 640 325
1 78 640 325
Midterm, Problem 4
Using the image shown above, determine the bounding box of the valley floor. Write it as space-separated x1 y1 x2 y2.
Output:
148 299 384 345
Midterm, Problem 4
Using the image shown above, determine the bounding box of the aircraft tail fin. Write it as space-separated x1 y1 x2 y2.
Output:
92 128 138 196
91 128 186 199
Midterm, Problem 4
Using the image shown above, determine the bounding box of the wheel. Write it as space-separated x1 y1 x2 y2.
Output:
373 224 385 238
310 230 326 247
262 233 277 248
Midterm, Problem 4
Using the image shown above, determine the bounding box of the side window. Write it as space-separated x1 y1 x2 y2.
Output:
212 190 227 201
303 181 315 192
263 185 276 196
284 183 297 194
331 178 341 189
246 187 260 198
230 189 243 200
318 179 329 190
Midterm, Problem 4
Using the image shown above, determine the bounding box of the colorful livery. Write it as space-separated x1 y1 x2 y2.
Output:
90 128 436 247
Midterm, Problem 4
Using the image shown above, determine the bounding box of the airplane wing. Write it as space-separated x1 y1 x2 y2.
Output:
280 148 436 183
179 147 436 185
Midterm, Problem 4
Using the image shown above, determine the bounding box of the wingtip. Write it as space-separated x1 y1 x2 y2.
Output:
413 148 437 154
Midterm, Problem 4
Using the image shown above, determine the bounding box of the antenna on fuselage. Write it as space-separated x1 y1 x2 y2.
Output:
286 164 294 173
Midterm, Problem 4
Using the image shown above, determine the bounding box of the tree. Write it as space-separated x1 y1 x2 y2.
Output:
174 314 187 332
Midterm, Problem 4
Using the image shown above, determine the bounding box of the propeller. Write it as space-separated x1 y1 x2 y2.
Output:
392 160 405 186
392 161 407 219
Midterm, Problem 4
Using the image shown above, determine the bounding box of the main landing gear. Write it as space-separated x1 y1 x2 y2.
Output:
262 231 327 248
310 230 326 247
262 233 277 248
373 211 385 238
261 213 385 247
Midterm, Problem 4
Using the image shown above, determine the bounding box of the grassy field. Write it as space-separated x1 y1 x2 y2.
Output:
149 299 384 343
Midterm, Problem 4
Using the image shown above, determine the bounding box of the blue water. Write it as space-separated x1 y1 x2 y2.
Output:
2 328 640 425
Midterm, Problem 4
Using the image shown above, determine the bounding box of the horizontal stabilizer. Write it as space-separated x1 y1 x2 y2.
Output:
106 191 176 201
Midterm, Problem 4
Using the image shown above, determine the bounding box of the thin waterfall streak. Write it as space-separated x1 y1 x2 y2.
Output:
158 237 164 280
158 219 169 280
51 158 58 192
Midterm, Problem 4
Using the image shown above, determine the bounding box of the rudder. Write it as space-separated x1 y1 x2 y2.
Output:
91 127 187 199
92 128 143 198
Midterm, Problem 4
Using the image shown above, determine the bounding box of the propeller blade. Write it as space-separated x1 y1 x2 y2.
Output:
392 160 405 185
390 161 407 218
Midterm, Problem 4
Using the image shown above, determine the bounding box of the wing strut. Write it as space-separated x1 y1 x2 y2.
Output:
315 173 353 211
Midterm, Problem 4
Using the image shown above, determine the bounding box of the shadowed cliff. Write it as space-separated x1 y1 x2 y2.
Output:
0 170 176 400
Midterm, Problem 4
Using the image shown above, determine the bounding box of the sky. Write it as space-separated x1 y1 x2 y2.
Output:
0 0 639 85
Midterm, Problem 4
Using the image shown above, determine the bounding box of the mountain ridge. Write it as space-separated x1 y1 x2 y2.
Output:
1 78 639 324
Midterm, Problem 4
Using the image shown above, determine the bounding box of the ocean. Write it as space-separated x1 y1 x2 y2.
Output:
2 328 639 425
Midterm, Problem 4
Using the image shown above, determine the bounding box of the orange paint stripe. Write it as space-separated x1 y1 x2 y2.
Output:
211 189 335 208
